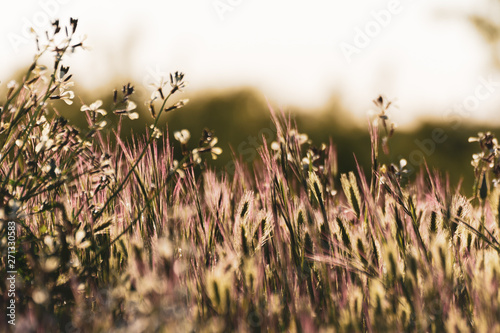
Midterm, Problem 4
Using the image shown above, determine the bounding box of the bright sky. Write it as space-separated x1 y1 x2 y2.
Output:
1 0 499 126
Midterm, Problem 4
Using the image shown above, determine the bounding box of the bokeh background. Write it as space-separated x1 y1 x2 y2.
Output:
2 0 500 193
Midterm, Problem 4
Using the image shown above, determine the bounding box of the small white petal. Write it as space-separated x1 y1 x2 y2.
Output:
7 80 18 89
127 101 137 111
128 112 139 120
181 129 190 140
35 142 44 153
75 230 86 245
91 100 103 109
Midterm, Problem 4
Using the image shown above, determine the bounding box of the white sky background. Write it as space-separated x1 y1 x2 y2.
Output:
0 0 499 126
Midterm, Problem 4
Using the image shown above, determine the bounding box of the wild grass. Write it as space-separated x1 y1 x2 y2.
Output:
1 19 500 332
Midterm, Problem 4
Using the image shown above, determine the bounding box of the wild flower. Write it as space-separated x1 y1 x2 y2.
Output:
170 71 187 94
81 100 108 130
193 135 223 160
468 131 498 152
114 100 138 119
81 100 107 116
301 146 324 172
58 89 75 105
370 94 396 155
34 123 54 153
288 129 309 145
174 129 191 144
149 77 168 98
170 159 186 178
150 125 162 139
146 71 188 118
209 138 223 159
390 158 409 179
469 131 500 198
41 159 61 177
68 229 91 249
270 141 280 151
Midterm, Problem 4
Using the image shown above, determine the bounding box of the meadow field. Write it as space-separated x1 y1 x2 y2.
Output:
1 19 500 332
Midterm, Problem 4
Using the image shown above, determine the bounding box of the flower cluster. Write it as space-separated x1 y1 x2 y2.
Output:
35 18 88 57
193 131 223 162
81 100 107 130
146 71 188 118
112 83 138 120
469 131 500 194
173 128 223 166
271 129 310 162
370 95 397 155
